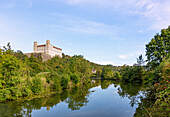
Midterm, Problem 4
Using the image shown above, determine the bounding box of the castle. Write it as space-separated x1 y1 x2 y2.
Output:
24 40 62 61
33 40 62 58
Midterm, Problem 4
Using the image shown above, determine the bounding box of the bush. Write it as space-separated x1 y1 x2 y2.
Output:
70 73 79 84
114 72 121 80
3 89 11 99
61 74 70 89
147 56 170 116
142 71 156 84
31 77 42 94
53 78 62 91
48 72 62 91
22 88 33 96
0 92 5 101
121 66 143 83
0 80 3 89
10 88 22 98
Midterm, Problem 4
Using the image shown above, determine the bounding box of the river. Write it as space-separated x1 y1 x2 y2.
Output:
0 80 154 117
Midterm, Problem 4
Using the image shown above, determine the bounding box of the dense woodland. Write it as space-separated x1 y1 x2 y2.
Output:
0 26 169 116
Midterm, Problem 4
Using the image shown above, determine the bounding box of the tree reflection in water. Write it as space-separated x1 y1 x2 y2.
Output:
0 80 100 116
0 80 155 117
117 83 155 117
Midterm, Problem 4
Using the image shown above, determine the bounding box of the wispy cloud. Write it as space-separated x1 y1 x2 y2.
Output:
0 0 33 8
55 0 170 31
0 0 15 8
118 51 143 60
49 14 120 36
118 55 127 59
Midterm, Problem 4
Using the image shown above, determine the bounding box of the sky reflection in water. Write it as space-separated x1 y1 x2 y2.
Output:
0 80 150 117
32 84 136 117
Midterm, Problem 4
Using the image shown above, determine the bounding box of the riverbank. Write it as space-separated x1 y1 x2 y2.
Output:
0 80 151 117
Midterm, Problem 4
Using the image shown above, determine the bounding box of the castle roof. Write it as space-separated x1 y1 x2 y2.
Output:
37 44 62 51
53 46 62 51
37 44 46 47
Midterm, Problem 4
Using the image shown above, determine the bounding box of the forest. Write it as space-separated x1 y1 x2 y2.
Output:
0 26 169 116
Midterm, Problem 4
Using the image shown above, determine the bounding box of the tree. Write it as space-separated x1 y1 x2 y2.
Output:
70 73 79 84
61 74 70 89
101 65 112 79
96 67 102 77
3 42 13 55
0 54 21 88
137 55 144 66
146 26 170 70
120 66 143 83
31 77 42 94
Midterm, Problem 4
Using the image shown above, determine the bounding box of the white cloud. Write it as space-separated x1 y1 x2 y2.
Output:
118 51 143 59
50 14 120 35
56 0 170 31
118 55 127 59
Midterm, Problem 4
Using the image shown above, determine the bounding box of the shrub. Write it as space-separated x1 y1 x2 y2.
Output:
53 78 61 91
10 88 22 98
31 77 42 94
70 73 79 84
3 89 11 99
22 87 33 96
61 74 70 89
48 72 62 91
114 72 121 80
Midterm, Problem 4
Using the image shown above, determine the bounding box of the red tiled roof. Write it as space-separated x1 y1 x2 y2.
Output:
37 44 46 47
37 44 62 51
53 46 62 51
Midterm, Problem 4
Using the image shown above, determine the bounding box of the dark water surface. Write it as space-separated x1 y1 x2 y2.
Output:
0 80 153 117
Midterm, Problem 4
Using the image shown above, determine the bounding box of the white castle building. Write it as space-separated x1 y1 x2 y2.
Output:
33 40 62 58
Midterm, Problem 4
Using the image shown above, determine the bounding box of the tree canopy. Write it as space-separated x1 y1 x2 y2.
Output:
146 26 170 69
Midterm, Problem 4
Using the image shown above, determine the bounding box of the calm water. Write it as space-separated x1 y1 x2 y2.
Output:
0 80 153 117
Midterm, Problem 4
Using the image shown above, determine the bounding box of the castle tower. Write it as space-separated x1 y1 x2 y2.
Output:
30 40 62 59
46 40 50 55
33 41 37 53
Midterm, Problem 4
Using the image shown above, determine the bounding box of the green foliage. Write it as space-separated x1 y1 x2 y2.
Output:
101 65 121 80
0 54 21 83
113 72 121 80
31 77 42 94
147 58 170 117
102 65 114 79
96 67 102 77
70 73 79 84
2 42 13 55
28 55 44 76
142 71 156 84
22 88 33 96
120 66 143 83
10 88 22 98
137 54 144 66
49 72 62 91
61 74 70 89
0 43 120 102
101 80 113 89
3 90 11 99
146 26 170 70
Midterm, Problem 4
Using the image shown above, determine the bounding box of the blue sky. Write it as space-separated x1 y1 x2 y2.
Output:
0 0 169 65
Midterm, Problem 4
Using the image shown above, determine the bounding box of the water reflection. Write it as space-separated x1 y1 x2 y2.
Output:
0 80 154 117
117 83 155 117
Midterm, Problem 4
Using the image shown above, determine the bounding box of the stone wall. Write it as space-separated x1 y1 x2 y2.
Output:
24 53 52 62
